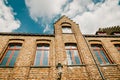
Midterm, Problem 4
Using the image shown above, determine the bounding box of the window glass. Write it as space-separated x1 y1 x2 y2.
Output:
62 26 72 33
0 43 22 66
34 44 49 66
65 44 81 65
114 44 120 53
91 44 112 64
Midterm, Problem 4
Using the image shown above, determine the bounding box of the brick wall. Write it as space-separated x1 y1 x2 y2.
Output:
86 37 120 80
0 16 120 80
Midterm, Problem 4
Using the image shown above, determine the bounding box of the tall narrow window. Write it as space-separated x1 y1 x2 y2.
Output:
114 44 120 53
0 43 22 66
62 26 72 33
65 43 81 65
34 44 49 66
91 44 112 64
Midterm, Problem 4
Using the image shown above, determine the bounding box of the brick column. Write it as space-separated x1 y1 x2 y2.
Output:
73 24 102 79
10 37 36 80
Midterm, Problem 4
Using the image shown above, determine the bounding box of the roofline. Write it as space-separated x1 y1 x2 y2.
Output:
54 15 79 25
0 32 55 37
83 34 120 38
0 32 120 38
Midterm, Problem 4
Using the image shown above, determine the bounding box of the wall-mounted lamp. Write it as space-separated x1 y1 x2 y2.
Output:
56 63 63 80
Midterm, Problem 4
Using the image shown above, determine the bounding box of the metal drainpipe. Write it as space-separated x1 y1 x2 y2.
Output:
83 36 105 80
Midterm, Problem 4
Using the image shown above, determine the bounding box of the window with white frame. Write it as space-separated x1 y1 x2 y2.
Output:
91 44 113 64
62 26 72 33
0 43 22 66
34 44 49 66
65 43 81 65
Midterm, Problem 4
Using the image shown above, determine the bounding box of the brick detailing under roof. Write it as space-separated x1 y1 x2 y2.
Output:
96 25 120 35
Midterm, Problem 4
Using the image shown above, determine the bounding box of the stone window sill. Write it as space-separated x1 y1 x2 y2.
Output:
30 66 51 68
100 64 117 67
62 33 74 34
67 64 86 67
0 66 14 68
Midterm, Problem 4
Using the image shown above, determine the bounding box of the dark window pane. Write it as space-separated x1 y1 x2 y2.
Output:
114 44 120 53
9 50 20 66
5 50 12 57
0 57 8 66
13 50 19 57
100 50 109 64
9 43 22 49
37 44 49 49
9 57 16 66
0 43 22 66
94 51 103 64
0 50 12 66
9 44 15 48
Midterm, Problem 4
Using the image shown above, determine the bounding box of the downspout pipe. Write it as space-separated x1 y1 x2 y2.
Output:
83 36 105 80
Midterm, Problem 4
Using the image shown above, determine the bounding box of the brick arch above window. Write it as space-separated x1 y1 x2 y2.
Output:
89 40 101 42
111 40 120 53
111 40 120 43
9 39 24 41
61 22 71 26
114 44 120 53
36 39 51 44
9 39 24 44
89 40 101 44
36 39 51 42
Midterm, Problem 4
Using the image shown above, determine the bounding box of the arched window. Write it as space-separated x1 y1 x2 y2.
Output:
114 44 120 53
0 43 22 66
34 44 49 66
91 44 112 64
65 43 81 65
62 26 72 33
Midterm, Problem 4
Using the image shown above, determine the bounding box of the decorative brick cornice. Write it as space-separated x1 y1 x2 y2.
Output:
96 25 120 35
84 34 120 38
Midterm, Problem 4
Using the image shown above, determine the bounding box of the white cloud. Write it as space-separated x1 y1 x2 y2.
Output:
62 0 93 18
25 0 120 34
72 0 120 34
25 0 68 34
25 0 67 22
0 0 21 32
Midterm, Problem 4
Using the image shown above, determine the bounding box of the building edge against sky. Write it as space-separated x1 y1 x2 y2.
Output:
0 16 120 80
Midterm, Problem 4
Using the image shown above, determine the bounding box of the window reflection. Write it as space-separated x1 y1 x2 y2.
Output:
65 43 81 65
0 43 22 66
34 44 49 66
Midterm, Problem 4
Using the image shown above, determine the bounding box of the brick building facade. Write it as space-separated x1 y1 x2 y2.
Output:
0 16 120 80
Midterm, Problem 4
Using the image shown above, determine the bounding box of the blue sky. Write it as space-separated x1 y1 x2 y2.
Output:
0 0 120 34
